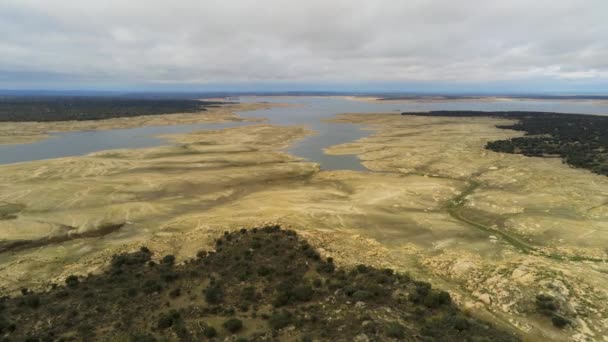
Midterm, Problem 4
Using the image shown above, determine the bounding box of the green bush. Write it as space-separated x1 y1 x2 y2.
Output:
25 295 40 309
203 326 217 338
65 275 79 288
169 288 181 298
386 321 405 338
204 284 224 304
353 290 374 301
161 255 175 265
257 266 272 276
293 285 313 301
272 292 291 307
449 315 470 331
316 262 335 273
536 294 558 311
223 318 243 333
142 280 162 294
414 281 431 296
241 286 256 301
551 314 570 328
269 310 293 330
423 290 452 308
157 310 180 330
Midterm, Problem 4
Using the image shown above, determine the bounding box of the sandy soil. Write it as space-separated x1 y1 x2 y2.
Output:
0 105 607 341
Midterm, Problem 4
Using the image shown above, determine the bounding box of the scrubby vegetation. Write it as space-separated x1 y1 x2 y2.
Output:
535 294 571 329
0 97 226 122
401 111 608 176
0 226 519 341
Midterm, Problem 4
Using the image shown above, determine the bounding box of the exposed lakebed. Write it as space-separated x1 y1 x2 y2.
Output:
1 96 607 169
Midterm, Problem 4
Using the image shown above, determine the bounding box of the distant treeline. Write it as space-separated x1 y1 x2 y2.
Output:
382 95 608 101
0 97 228 122
401 111 608 176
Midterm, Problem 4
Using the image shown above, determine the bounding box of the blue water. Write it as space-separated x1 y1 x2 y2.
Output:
1 97 607 169
0 122 248 165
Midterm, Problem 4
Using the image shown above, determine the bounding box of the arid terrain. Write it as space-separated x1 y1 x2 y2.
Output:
0 100 607 341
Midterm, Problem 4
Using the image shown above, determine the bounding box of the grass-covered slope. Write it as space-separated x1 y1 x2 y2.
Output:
0 97 228 122
1 226 519 341
401 111 608 176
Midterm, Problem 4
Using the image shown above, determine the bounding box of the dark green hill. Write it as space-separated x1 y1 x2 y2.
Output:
1 226 519 341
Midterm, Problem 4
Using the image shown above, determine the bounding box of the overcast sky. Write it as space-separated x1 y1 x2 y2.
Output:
1 0 607 93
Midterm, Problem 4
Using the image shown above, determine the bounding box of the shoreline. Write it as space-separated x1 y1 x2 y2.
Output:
0 102 290 146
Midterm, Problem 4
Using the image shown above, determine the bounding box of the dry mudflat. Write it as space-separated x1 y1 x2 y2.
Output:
0 103 607 341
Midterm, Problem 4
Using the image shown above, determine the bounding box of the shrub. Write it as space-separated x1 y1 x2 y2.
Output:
386 321 405 339
204 284 224 304
241 286 256 302
293 285 313 302
128 333 157 342
303 249 320 260
423 290 452 308
414 281 431 296
257 266 272 277
161 255 175 265
356 265 369 274
449 315 470 331
203 326 217 338
157 310 180 329
272 292 291 307
111 250 151 268
382 268 394 276
169 288 181 298
316 262 335 274
352 290 374 301
161 271 179 282
269 310 293 330
536 294 558 311
65 275 79 288
551 314 570 328
223 318 243 333
25 295 40 309
143 280 162 294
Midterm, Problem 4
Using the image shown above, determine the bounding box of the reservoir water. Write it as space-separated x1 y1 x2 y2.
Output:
1 96 607 168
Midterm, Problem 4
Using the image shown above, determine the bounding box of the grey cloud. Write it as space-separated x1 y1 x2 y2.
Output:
1 0 607 88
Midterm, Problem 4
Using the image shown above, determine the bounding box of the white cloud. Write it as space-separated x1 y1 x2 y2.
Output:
1 0 607 89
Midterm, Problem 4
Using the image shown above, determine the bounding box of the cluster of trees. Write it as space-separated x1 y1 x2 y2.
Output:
1 225 520 341
0 97 227 122
402 111 608 176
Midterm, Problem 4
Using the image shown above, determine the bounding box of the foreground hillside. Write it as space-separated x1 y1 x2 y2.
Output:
1 226 518 341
